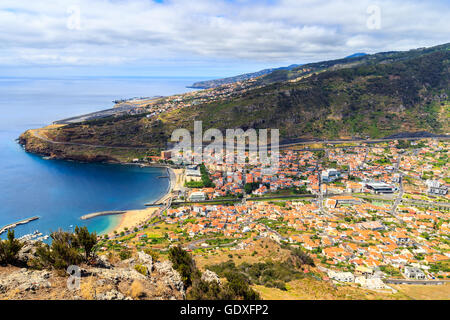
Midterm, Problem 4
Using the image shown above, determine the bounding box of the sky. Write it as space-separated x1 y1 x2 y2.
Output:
0 0 449 78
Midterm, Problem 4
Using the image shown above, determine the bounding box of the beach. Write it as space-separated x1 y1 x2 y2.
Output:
106 167 185 236
107 207 160 236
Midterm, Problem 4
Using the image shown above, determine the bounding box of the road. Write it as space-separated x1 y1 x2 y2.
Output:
28 126 450 152
389 153 404 220
29 129 149 150
279 136 450 149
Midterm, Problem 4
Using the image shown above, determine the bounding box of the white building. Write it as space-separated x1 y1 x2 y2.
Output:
321 169 340 183
355 277 387 290
186 165 202 182
404 266 426 280
365 182 396 194
189 191 206 202
328 270 354 283
426 180 448 195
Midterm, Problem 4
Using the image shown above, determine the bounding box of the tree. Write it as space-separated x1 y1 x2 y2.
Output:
35 230 83 270
168 245 200 288
224 272 260 300
74 226 97 260
0 229 24 265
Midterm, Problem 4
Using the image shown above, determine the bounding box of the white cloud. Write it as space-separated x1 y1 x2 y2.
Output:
0 0 448 68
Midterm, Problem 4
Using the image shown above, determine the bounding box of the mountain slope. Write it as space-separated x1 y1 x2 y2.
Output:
19 43 450 162
188 64 301 89
256 43 450 85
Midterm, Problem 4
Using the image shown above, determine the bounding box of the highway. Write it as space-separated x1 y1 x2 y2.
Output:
27 126 450 153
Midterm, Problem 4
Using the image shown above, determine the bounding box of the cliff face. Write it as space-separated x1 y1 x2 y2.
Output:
18 130 139 163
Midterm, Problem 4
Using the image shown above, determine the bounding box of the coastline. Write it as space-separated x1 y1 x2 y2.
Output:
16 145 182 238
103 166 184 237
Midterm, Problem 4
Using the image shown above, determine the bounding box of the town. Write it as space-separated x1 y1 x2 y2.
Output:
100 138 449 295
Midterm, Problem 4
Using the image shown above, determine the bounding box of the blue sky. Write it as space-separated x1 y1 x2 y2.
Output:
0 0 448 78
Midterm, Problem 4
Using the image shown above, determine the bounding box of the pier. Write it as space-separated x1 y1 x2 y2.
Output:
144 203 164 207
0 216 40 235
80 211 126 220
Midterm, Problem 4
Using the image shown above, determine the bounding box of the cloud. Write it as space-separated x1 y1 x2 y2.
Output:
0 0 448 68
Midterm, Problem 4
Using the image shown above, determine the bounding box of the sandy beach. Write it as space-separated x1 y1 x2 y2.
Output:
107 167 185 236
107 206 160 236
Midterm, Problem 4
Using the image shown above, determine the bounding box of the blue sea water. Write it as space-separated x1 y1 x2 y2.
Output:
0 76 202 238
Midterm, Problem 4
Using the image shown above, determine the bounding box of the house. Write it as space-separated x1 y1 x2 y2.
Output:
252 185 268 196
355 277 387 289
354 265 374 277
161 150 172 160
404 266 426 280
346 182 364 193
328 270 354 283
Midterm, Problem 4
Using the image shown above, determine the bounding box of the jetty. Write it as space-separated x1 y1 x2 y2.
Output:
144 203 164 207
80 211 126 220
0 216 40 235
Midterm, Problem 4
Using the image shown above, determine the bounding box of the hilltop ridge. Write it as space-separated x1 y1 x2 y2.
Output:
19 43 450 163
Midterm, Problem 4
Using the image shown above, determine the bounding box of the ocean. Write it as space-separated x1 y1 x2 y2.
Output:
0 76 202 238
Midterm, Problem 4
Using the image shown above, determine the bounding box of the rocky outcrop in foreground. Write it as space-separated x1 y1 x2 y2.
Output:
0 249 185 300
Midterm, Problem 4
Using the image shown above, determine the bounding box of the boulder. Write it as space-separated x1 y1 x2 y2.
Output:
201 270 221 284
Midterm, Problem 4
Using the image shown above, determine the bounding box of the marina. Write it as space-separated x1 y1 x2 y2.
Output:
18 230 49 242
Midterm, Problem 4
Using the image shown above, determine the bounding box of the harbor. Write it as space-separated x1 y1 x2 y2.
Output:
18 230 49 242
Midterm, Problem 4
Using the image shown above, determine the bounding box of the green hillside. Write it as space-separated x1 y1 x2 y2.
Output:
20 43 450 161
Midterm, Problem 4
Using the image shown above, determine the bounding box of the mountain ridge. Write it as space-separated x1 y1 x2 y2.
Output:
19 43 450 163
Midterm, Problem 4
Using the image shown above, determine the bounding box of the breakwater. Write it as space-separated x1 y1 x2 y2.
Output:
80 211 126 220
0 216 40 235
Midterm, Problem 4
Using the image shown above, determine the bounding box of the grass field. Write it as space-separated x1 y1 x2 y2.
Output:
392 283 450 300
254 278 410 300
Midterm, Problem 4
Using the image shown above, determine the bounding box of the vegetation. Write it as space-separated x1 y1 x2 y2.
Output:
0 230 24 265
168 245 260 300
134 264 148 276
24 43 450 162
168 245 201 287
35 230 84 270
244 182 260 194
207 251 313 292
33 227 98 270
73 226 97 260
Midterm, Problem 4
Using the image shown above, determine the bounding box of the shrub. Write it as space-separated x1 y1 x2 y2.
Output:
0 229 24 265
73 226 97 260
288 246 315 267
168 245 200 287
129 280 146 299
134 264 148 276
188 274 260 300
35 230 83 270
144 248 160 261
119 250 132 260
